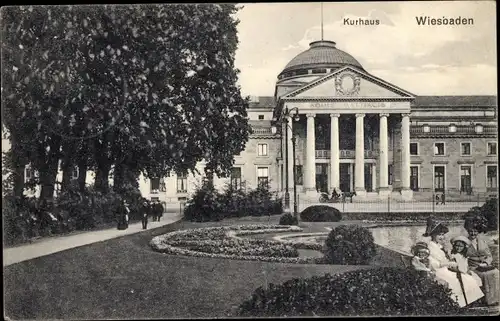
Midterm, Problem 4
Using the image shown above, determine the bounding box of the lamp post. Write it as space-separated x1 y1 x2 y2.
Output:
272 106 300 220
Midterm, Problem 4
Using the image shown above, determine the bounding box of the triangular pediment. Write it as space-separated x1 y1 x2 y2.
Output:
283 66 414 99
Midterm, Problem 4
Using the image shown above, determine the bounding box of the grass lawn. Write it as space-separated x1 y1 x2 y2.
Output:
4 216 376 319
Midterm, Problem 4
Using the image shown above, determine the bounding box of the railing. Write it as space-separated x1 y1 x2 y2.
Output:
251 127 273 135
410 126 497 135
315 150 379 159
294 191 497 214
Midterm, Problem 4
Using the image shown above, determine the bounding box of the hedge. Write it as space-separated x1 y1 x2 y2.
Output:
300 205 342 222
238 268 464 317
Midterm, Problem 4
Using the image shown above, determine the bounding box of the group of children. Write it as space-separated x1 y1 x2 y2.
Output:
412 237 480 281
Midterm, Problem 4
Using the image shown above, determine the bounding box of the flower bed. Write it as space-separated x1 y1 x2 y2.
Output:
150 224 325 264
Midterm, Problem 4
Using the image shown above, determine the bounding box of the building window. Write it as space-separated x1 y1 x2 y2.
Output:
388 164 393 185
434 142 445 156
434 166 445 192
460 166 472 194
24 165 34 182
410 166 419 191
410 143 418 156
488 142 497 155
150 177 160 193
258 115 264 120
257 167 269 188
461 142 471 156
258 143 268 156
71 166 79 180
295 165 303 185
176 171 188 193
230 167 242 190
487 166 497 191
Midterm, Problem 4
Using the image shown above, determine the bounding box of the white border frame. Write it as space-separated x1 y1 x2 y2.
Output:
460 141 472 157
433 164 447 191
459 164 474 192
433 141 446 156
487 141 497 156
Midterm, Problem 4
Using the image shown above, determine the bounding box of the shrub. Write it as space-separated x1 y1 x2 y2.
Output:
184 183 281 222
463 198 498 232
2 195 31 245
300 205 342 222
237 267 462 317
323 225 376 265
279 213 298 225
183 182 224 222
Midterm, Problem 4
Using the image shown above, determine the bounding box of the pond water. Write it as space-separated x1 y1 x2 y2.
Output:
275 224 498 262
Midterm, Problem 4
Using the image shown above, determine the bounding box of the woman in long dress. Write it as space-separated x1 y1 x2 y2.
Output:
464 220 499 306
423 217 484 308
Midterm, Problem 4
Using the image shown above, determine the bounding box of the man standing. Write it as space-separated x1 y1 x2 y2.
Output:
156 201 164 222
141 200 150 229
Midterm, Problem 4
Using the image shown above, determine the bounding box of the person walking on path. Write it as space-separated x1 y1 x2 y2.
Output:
156 201 164 222
141 200 150 230
117 199 130 230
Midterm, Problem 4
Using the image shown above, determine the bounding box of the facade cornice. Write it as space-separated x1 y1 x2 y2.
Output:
282 97 413 102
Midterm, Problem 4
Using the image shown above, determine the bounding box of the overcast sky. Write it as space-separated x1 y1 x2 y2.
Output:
234 1 497 97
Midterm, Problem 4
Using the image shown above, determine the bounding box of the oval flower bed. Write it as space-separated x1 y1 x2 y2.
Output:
150 224 325 264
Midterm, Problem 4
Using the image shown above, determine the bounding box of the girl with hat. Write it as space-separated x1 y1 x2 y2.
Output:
411 242 433 274
450 236 482 286
423 217 484 307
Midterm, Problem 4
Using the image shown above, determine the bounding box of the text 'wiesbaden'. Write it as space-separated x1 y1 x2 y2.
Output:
415 16 474 26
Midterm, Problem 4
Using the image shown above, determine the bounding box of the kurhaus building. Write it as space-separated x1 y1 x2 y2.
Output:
139 39 497 203
11 39 498 204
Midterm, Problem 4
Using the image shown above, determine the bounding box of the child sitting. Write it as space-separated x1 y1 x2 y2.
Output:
450 236 482 287
411 242 435 276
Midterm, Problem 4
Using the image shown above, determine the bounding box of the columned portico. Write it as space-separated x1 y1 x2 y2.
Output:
304 113 316 195
354 113 366 195
378 113 390 197
330 113 340 192
278 62 415 200
400 113 413 200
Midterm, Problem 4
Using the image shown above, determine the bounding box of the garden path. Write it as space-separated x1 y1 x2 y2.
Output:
3 213 182 267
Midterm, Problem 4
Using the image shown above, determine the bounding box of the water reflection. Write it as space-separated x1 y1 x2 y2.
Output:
370 224 467 255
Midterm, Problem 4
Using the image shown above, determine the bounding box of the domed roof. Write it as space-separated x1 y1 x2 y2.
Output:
279 40 364 76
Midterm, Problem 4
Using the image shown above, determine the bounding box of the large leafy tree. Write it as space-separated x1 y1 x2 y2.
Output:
2 4 251 201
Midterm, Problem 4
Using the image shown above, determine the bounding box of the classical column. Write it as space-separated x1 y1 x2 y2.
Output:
305 113 316 195
286 116 294 200
401 113 413 200
355 113 366 195
378 113 390 197
330 113 340 192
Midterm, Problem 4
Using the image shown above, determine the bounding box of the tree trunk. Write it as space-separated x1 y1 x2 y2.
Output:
13 158 26 199
61 141 77 193
39 157 59 202
39 136 61 202
94 163 110 194
78 161 88 193
93 137 112 194
61 163 73 193
9 134 26 199
113 162 125 193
